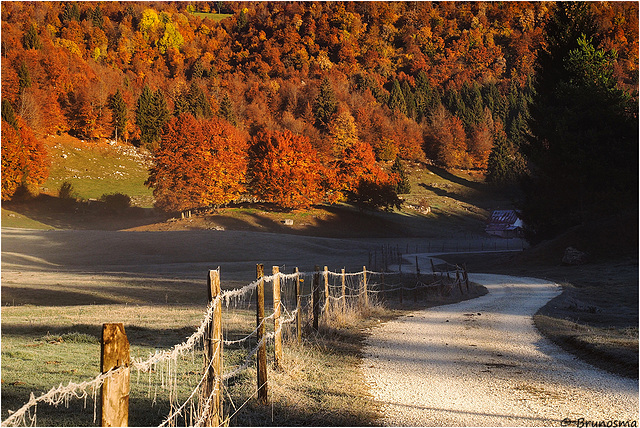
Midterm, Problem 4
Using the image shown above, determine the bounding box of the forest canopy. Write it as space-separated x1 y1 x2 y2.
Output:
1 1 638 235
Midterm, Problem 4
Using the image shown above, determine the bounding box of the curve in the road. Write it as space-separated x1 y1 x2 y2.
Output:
363 273 639 426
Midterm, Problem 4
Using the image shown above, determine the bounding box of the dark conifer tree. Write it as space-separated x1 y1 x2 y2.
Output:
313 77 337 130
2 99 18 129
17 63 31 94
391 156 411 194
109 89 128 142
22 24 42 50
523 3 638 242
136 86 170 150
219 92 236 126
388 79 407 116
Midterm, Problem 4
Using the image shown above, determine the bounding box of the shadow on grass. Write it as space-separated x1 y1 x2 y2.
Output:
2 194 166 231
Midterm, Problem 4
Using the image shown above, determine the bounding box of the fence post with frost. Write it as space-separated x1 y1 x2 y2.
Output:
256 264 268 404
362 266 368 309
203 269 223 426
272 266 282 370
295 267 302 345
312 266 320 331
324 266 330 318
101 323 130 427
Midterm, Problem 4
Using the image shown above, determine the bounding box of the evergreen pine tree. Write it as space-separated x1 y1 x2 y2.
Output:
486 126 513 183
136 86 170 150
188 82 213 119
22 24 42 50
2 99 18 130
219 92 236 126
461 82 484 130
109 89 128 142
444 88 465 118
401 81 416 119
62 3 80 22
388 79 407 116
391 156 411 194
482 82 507 125
92 6 104 29
414 71 440 121
313 77 337 130
17 63 31 94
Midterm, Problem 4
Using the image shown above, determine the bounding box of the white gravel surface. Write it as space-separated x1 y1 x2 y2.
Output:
363 270 639 426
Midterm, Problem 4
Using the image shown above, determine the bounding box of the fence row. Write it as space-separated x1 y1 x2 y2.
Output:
2 262 472 427
369 238 525 271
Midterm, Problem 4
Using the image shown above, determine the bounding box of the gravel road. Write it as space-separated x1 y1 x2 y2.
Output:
363 268 639 426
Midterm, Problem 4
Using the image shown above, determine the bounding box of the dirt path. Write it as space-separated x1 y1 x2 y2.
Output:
363 270 639 426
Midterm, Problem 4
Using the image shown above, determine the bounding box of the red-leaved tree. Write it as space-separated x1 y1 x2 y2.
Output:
146 114 247 212
334 141 400 209
1 117 49 200
247 130 327 210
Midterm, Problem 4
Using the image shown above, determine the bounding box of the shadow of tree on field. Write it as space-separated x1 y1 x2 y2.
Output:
3 194 167 231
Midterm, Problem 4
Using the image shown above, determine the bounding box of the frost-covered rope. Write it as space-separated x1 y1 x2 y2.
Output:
219 272 302 307
132 298 219 372
223 311 277 346
1 367 126 427
223 332 275 381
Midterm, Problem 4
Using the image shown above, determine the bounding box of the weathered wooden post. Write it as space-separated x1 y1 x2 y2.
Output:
295 267 302 345
101 323 130 427
414 256 420 302
312 266 320 331
202 269 223 426
463 264 470 292
272 266 282 370
341 268 346 313
362 266 369 309
430 258 437 281
256 264 268 404
324 266 330 318
456 269 464 294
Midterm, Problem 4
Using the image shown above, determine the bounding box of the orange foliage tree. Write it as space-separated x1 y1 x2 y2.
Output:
247 130 327 210
1 118 49 200
146 114 247 212
334 141 400 209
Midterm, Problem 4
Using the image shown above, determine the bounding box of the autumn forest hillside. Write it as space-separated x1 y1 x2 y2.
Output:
2 1 638 242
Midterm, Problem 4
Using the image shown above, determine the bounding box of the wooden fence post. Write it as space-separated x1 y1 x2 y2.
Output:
203 269 223 426
272 266 282 370
430 258 437 281
256 264 268 404
456 269 464 294
463 264 470 292
362 266 368 309
295 267 302 345
312 266 320 331
414 256 420 302
341 268 346 313
324 266 330 318
101 323 130 427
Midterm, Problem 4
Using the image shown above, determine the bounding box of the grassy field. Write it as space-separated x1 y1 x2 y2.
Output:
41 134 154 206
1 268 483 426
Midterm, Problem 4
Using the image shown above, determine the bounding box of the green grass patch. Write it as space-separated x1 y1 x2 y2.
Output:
43 136 153 206
1 208 55 229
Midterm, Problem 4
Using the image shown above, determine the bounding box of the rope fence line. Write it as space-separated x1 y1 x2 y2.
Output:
3 261 473 427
